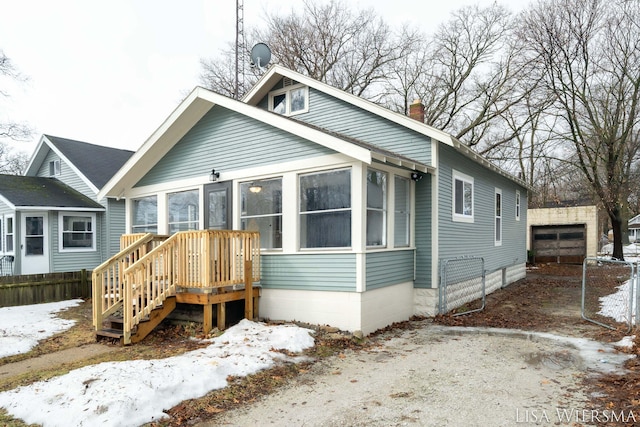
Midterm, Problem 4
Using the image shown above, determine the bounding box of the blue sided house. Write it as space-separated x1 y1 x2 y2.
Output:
98 65 528 335
0 135 133 275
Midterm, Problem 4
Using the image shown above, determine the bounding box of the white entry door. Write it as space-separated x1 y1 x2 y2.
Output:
21 213 49 274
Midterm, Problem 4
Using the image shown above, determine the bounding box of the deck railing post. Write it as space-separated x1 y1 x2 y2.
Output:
244 260 253 320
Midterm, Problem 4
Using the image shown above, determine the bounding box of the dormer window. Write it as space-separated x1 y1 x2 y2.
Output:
49 160 61 176
269 84 308 116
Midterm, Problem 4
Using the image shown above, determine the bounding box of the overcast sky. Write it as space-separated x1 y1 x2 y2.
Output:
0 0 530 155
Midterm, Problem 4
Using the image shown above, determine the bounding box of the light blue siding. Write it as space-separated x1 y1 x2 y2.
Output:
257 85 432 166
105 198 126 256
414 173 433 288
261 253 356 292
437 145 527 274
36 149 95 198
136 105 335 187
366 250 414 290
51 211 103 272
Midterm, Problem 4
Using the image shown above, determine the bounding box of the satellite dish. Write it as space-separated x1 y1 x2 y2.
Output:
250 43 271 69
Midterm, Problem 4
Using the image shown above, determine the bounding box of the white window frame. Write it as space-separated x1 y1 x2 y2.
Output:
268 84 309 116
131 195 158 234
495 188 502 246
515 190 521 221
394 176 410 248
58 212 96 252
452 170 474 223
49 159 61 176
299 167 352 249
4 215 14 254
240 177 283 250
167 189 199 234
366 168 387 248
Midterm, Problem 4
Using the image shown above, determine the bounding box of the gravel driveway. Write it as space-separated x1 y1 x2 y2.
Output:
200 321 631 427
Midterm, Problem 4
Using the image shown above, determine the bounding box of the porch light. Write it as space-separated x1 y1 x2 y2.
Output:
209 169 220 182
411 172 422 182
249 182 262 193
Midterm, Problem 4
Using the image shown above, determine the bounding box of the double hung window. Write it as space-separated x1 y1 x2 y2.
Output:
452 170 474 222
60 213 95 251
269 84 308 116
132 196 158 233
241 178 283 249
299 169 351 248
366 169 387 247
168 190 199 233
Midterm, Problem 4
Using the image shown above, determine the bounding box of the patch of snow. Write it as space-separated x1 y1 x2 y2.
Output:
597 280 636 325
0 300 83 358
0 318 315 427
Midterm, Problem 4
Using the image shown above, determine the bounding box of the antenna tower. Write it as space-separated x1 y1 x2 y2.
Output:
235 0 245 99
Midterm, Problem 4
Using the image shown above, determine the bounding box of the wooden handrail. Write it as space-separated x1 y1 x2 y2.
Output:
92 233 168 329
120 230 260 344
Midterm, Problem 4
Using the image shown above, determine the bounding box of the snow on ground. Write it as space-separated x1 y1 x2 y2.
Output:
0 315 315 427
0 299 83 358
598 279 637 324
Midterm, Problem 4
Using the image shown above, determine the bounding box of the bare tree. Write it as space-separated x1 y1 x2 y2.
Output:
199 0 421 100
0 50 31 142
521 0 640 260
0 142 28 174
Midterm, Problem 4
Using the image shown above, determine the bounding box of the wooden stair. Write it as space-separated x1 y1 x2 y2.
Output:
96 296 177 345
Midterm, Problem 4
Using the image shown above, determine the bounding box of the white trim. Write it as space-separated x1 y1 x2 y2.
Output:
58 211 97 253
495 188 502 246
41 136 100 194
515 190 521 221
15 206 105 212
268 83 309 116
2 214 15 255
452 169 474 223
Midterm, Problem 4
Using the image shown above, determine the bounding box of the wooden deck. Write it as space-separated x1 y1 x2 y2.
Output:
92 230 260 345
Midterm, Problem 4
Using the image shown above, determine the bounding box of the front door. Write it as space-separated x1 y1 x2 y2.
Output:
204 182 231 230
21 212 49 274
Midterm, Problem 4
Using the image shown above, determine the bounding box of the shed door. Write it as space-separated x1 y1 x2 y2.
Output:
21 213 50 274
532 225 586 264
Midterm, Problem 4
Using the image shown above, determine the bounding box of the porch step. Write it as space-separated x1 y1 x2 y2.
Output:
96 297 176 345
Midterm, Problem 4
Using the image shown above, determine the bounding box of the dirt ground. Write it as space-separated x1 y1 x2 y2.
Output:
1 263 639 427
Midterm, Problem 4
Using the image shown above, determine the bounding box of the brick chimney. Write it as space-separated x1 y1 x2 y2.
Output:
409 99 425 123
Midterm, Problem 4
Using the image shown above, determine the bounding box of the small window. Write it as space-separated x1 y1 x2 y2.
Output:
495 188 502 246
132 195 158 233
452 170 474 222
366 169 387 247
515 190 521 221
59 213 96 251
49 160 61 176
5 216 13 253
241 178 283 250
269 84 308 116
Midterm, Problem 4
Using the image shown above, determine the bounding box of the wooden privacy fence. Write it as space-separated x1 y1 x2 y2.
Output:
0 270 91 307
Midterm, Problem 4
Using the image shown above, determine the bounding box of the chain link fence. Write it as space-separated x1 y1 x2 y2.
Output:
439 256 485 316
581 258 637 333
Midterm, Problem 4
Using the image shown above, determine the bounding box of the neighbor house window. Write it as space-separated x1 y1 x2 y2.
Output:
394 176 410 247
49 160 61 176
269 84 308 116
367 169 387 247
452 170 474 222
515 190 521 221
300 168 351 248
132 195 158 233
0 218 2 252
241 178 283 250
5 216 13 253
168 190 199 233
495 188 502 246
59 212 96 251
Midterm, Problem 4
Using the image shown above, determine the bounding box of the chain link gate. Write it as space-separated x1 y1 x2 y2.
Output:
439 256 485 315
581 258 637 333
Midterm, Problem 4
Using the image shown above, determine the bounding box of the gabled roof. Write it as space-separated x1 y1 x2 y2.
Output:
0 175 105 211
244 65 528 188
98 87 432 199
24 135 134 193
